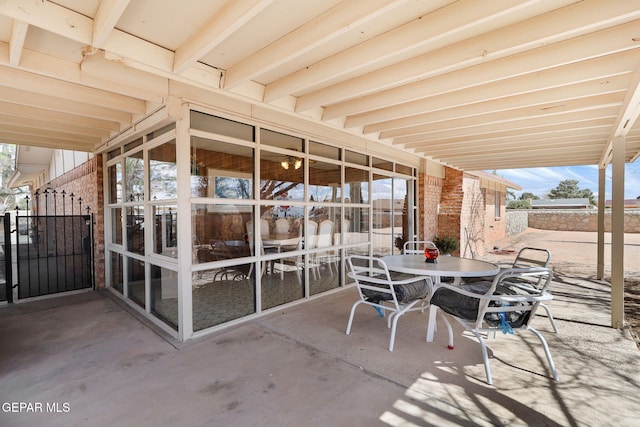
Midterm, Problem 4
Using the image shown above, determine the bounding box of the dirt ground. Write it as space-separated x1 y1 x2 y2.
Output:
477 228 640 343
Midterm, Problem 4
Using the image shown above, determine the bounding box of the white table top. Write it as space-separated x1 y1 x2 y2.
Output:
381 254 499 278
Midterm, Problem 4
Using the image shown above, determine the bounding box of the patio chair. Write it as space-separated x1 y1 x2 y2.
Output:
465 247 558 333
346 255 433 351
430 266 558 385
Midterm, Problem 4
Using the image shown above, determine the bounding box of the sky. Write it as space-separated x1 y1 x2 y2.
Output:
496 158 640 200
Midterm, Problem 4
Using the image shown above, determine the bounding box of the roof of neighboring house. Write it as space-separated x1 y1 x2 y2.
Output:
531 198 593 208
604 199 640 207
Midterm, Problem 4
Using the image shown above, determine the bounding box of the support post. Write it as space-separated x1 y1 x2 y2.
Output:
596 167 605 280
610 136 625 328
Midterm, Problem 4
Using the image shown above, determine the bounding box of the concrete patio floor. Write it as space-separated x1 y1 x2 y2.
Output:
1 230 639 426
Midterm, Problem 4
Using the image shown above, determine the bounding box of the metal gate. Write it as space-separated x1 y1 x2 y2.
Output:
2 212 94 302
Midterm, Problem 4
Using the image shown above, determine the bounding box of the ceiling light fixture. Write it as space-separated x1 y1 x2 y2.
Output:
281 155 302 170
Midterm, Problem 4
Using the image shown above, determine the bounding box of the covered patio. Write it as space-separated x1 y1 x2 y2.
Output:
1 229 639 426
2 1 640 334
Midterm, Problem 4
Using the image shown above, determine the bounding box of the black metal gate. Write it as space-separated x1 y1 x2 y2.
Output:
3 212 94 301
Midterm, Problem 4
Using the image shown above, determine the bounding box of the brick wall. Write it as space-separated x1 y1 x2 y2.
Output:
418 173 443 241
35 156 105 288
437 168 463 254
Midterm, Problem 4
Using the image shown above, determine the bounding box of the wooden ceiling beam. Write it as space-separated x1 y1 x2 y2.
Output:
93 0 131 48
324 20 640 120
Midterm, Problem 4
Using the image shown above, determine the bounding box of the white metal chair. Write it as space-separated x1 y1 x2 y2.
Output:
346 255 433 351
467 247 558 333
430 266 558 385
403 240 437 255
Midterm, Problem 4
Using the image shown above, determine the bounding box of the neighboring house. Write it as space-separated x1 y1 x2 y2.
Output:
604 199 640 208
531 198 593 209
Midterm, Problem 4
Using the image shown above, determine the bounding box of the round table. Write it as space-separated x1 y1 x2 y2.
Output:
381 254 499 278
381 254 499 342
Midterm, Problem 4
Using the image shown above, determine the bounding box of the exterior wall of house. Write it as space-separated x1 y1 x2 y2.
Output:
418 173 443 241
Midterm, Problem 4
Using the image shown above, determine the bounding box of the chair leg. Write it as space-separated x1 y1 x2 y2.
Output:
528 327 560 381
346 301 364 335
469 329 493 385
541 303 559 333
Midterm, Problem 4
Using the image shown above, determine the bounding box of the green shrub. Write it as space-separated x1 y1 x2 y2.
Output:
434 236 459 254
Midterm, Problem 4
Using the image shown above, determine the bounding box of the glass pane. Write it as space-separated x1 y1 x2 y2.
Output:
396 163 413 176
108 163 122 204
263 254 305 310
192 265 255 331
373 157 394 172
190 111 254 141
190 136 254 199
126 205 145 255
150 264 178 331
309 161 341 203
125 137 143 153
260 205 303 241
345 167 369 204
125 151 144 202
345 150 368 166
260 128 303 151
309 141 340 160
260 150 304 201
107 147 120 160
149 140 177 200
146 123 175 141
127 257 145 308
344 206 370 248
306 208 341 296
111 252 123 294
192 203 252 262
153 205 177 258
393 178 408 255
111 207 122 245
372 173 393 256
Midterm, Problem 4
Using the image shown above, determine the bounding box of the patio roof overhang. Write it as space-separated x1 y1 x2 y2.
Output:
0 0 638 327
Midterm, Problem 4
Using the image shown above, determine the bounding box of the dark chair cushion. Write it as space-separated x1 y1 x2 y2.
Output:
430 282 531 327
361 273 429 304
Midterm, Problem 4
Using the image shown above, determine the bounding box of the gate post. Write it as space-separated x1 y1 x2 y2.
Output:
4 212 13 303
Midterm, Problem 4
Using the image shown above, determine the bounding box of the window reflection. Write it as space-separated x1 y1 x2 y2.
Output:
190 136 253 199
108 163 122 204
309 161 341 202
372 174 393 256
153 205 177 258
345 167 369 204
126 205 145 255
127 257 145 309
111 207 122 245
191 203 253 262
125 151 144 202
260 150 304 201
149 141 177 200
150 265 178 331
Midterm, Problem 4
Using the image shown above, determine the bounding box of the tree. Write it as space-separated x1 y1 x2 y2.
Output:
548 179 595 205
0 144 28 213
519 192 539 201
507 200 531 209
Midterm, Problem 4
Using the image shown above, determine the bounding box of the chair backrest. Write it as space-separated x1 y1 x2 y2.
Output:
511 247 551 268
347 255 430 307
403 240 437 255
347 255 397 304
306 220 318 249
275 218 289 234
260 218 270 238
317 219 334 248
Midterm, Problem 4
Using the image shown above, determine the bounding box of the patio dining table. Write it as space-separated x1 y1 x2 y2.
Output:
381 254 499 342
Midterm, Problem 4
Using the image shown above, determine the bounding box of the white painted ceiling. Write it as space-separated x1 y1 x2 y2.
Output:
1 0 640 171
